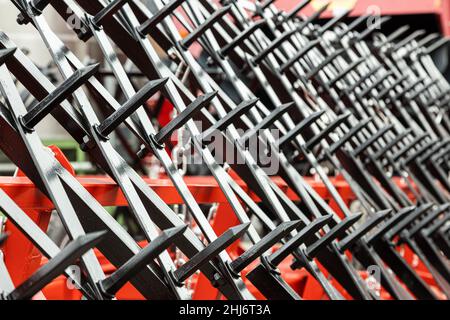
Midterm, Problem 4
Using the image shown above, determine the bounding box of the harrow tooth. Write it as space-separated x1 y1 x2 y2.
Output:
353 125 394 157
171 223 250 284
391 133 430 161
367 206 417 245
279 0 315 24
279 39 321 73
357 71 394 98
137 0 186 37
19 63 100 132
341 65 383 96
95 78 168 139
373 128 412 160
199 98 259 143
426 89 450 106
100 226 187 296
305 48 347 80
339 14 372 37
304 112 352 151
153 91 217 146
386 204 435 240
7 231 107 300
375 25 411 48
393 30 427 51
328 55 367 87
403 140 439 165
338 209 392 252
316 9 352 36
0 233 8 246
305 213 363 258
419 139 450 163
90 0 130 29
252 29 299 65
423 214 450 237
219 20 267 57
326 118 373 156
0 47 16 65
393 78 433 102
180 5 232 49
269 215 333 266
353 16 392 43
278 110 326 149
416 33 441 48
425 37 450 55
229 220 303 274
375 75 409 100
239 102 295 144
401 204 450 241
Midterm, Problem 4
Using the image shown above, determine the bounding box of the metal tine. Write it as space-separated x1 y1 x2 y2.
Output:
100 226 187 297
340 65 383 96
401 204 450 241
424 214 450 237
353 124 394 157
375 74 409 100
425 37 450 55
357 71 394 99
7 231 107 300
304 112 352 150
390 77 430 102
0 233 8 246
19 63 100 132
229 220 302 274
337 209 392 252
180 5 232 49
305 213 363 258
326 118 373 156
0 47 16 66
90 0 130 29
416 33 441 48
269 215 333 266
387 203 435 240
153 91 217 146
279 38 321 73
277 109 325 149
316 8 352 36
393 30 427 51
95 78 168 140
305 48 347 80
171 223 250 284
405 79 439 102
375 25 411 48
199 98 259 143
425 88 450 106
418 139 450 163
403 139 440 165
219 19 267 57
373 128 412 160
352 16 391 43
339 14 372 37
239 102 295 144
278 0 314 24
391 133 430 162
328 55 367 87
137 0 186 36
366 206 417 245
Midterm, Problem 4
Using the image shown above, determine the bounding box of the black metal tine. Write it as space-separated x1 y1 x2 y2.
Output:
171 223 250 284
338 209 391 252
305 48 347 80
278 110 326 149
137 0 186 36
425 37 450 55
424 214 450 237
280 0 314 24
153 92 217 146
305 112 352 150
0 233 8 246
367 206 417 245
317 8 352 35
391 134 430 161
339 14 372 37
90 0 130 28
417 33 441 48
7 231 107 300
356 71 394 98
199 98 259 143
402 204 450 240
180 5 232 49
99 226 187 296
406 79 439 102
269 215 333 266
305 213 363 258
239 102 295 144
353 125 394 157
0 47 16 66
375 74 409 100
403 139 439 165
418 139 450 163
229 220 302 274
341 65 383 96
19 63 100 132
393 30 427 51
391 77 431 102
326 118 373 155
219 20 267 57
387 203 435 239
279 39 321 73
376 25 411 48
95 78 168 139
328 55 367 87
353 16 391 43
373 128 412 160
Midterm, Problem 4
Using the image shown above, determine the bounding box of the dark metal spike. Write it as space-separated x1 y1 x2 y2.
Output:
404 204 450 239
367 206 416 245
279 39 321 73
356 70 393 98
252 29 299 65
387 204 434 239
91 0 130 28
393 30 426 51
19 63 100 132
417 33 441 48
306 213 363 258
0 47 16 66
96 78 168 139
318 8 352 35
278 110 325 149
424 214 450 237
269 215 333 266
391 134 430 161
180 5 232 49
341 65 383 97
339 14 372 37
326 118 373 155
338 209 391 252
376 25 410 48
376 74 409 100
353 125 394 157
328 55 367 87
240 102 294 144
373 128 412 160
282 0 314 23
305 112 352 150
172 223 250 283
425 37 450 55
7 231 107 300
306 48 347 80
153 92 217 145
137 0 186 36
100 226 187 296
229 220 302 274
219 20 267 57
403 139 438 165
